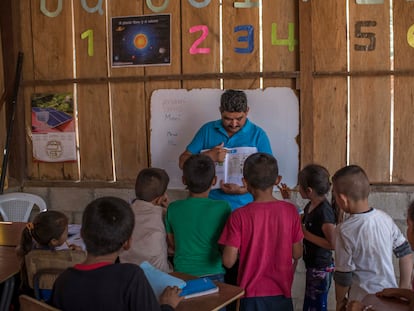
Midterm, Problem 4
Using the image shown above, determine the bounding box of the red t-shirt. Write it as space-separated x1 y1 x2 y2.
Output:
219 200 303 298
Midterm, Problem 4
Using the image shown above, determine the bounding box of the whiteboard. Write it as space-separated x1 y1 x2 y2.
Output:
150 88 299 189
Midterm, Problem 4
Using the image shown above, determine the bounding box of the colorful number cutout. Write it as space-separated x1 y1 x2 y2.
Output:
81 29 94 56
234 25 254 54
189 25 210 54
355 21 377 51
271 23 297 52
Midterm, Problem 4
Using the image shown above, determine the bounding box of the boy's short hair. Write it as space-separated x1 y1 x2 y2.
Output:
332 165 370 201
81 196 134 256
220 89 248 113
183 154 215 194
135 168 169 202
243 153 278 191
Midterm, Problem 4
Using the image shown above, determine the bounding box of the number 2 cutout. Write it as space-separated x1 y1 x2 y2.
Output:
189 25 210 54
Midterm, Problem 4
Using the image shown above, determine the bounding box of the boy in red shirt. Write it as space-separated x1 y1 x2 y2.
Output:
219 153 303 311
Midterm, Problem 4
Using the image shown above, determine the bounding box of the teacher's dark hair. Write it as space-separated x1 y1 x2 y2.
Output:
220 89 248 113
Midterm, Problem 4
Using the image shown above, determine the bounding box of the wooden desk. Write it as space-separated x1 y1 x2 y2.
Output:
0 246 20 283
171 272 244 311
0 222 26 246
0 222 25 311
362 294 411 311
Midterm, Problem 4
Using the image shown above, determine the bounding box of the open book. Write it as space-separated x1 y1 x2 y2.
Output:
209 146 257 189
140 262 219 300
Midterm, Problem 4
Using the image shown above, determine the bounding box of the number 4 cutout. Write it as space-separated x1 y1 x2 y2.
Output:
271 23 297 52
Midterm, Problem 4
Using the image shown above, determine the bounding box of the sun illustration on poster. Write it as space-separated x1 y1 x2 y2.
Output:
134 33 148 49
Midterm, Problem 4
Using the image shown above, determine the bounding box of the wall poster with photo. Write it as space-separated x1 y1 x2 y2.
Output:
31 93 77 162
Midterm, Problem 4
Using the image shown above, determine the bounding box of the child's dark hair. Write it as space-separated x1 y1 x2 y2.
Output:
183 154 215 194
243 153 278 191
332 165 370 201
298 164 331 196
135 168 169 202
220 89 248 113
18 211 68 257
81 196 134 256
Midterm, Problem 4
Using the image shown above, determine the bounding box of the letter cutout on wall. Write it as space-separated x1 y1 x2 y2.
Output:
146 0 169 12
234 25 254 54
407 24 414 48
81 0 104 15
189 25 210 54
40 0 63 18
234 0 260 8
188 0 211 8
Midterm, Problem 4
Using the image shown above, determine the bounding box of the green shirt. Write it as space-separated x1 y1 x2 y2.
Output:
165 197 231 276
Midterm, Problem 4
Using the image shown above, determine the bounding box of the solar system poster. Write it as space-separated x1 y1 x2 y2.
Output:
31 93 77 162
111 14 171 67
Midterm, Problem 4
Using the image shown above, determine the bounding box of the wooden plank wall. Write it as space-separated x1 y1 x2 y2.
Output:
16 0 298 183
393 1 414 183
301 0 414 184
12 0 414 185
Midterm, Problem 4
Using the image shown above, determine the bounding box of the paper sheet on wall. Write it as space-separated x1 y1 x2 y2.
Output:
150 88 299 189
31 93 77 162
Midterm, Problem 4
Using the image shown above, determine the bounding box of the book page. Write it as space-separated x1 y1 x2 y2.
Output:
223 147 257 186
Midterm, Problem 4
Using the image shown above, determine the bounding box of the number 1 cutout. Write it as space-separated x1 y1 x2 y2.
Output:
81 29 94 56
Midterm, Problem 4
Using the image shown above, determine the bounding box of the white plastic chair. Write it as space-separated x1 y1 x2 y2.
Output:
0 193 47 222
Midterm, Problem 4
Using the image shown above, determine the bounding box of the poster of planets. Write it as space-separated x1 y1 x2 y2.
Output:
111 14 171 67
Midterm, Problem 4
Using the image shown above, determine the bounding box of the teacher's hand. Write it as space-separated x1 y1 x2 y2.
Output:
220 181 248 194
206 142 226 163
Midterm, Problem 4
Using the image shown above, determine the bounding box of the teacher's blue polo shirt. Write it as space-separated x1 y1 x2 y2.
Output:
186 118 273 210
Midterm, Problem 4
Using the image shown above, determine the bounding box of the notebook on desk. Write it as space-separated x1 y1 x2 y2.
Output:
139 262 219 300
140 261 186 299
179 277 219 299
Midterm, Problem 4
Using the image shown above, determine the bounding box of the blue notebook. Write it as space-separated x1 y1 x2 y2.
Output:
140 261 186 299
179 277 219 299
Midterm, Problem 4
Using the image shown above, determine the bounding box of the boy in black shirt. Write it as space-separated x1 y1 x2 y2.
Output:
52 196 183 311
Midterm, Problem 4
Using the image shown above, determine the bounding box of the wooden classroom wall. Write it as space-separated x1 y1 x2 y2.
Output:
300 1 414 184
16 0 298 182
8 0 414 185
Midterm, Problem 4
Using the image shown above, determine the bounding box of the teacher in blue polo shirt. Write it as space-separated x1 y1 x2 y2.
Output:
178 89 273 211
